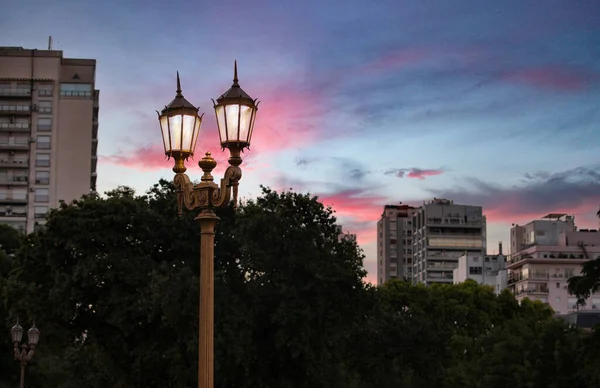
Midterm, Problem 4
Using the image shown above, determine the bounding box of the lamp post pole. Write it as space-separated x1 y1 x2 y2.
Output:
10 321 41 388
157 62 259 388
198 208 218 387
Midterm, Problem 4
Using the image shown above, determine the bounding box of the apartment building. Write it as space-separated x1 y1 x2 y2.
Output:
412 198 486 285
453 243 508 294
507 213 600 315
377 204 417 284
0 47 99 233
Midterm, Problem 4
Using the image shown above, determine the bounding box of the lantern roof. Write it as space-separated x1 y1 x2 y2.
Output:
215 61 256 104
161 72 198 114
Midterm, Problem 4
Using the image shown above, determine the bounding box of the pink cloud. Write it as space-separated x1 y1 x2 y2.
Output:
484 197 599 226
102 76 326 171
249 83 324 154
503 66 599 91
316 189 387 247
100 142 236 176
319 189 386 223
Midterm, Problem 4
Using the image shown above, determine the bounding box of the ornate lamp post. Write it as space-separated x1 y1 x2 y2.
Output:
157 62 259 388
11 321 40 388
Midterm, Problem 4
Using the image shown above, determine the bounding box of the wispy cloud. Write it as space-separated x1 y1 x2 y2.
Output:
502 66 600 92
428 166 600 224
385 168 445 180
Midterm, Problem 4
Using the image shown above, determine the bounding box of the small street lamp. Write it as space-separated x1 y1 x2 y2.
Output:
11 320 40 388
157 61 259 388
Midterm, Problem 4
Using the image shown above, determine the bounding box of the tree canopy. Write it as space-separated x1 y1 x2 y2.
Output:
0 181 598 387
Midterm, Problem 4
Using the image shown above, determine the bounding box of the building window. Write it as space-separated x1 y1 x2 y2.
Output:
38 84 54 97
37 118 52 132
37 101 52 114
60 83 92 97
36 135 51 149
35 153 51 167
35 171 50 185
469 266 482 275
0 104 29 113
34 206 48 219
556 282 560 288
34 188 49 202
9 189 27 200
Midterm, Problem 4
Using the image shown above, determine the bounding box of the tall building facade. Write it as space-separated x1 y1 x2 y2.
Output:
0 47 99 233
507 213 600 315
412 198 486 285
377 204 417 284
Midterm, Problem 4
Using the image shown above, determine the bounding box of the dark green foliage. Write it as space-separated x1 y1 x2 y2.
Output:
0 183 598 387
568 255 600 306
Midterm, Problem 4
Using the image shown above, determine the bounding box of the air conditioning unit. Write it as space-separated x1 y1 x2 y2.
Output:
32 104 38 111
29 188 35 192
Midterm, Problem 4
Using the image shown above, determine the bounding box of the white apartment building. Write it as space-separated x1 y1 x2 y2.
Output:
0 46 99 232
508 213 600 315
453 244 508 294
377 204 417 284
412 198 486 285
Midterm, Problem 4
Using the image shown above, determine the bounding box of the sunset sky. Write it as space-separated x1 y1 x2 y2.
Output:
2 0 599 282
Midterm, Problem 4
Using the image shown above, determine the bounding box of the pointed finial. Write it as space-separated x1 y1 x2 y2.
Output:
233 60 239 86
176 71 182 96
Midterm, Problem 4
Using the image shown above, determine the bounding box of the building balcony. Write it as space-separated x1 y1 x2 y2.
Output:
427 277 454 284
426 220 483 228
60 90 92 98
0 159 28 168
0 197 28 205
508 273 549 285
0 105 31 115
0 210 27 219
507 254 589 268
427 263 458 270
0 89 31 98
514 284 549 296
0 142 30 151
0 176 28 186
0 122 30 132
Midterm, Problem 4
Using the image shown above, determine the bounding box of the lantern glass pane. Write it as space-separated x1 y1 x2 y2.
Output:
191 116 202 154
27 326 40 345
215 105 227 142
248 108 257 144
181 114 197 153
168 114 183 152
160 115 170 152
238 105 253 143
225 105 240 141
10 324 23 343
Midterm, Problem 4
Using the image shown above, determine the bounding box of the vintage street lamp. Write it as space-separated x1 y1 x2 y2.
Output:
157 71 204 174
11 321 40 388
157 62 259 388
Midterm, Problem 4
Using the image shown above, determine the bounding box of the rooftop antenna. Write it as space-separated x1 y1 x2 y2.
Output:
48 36 53 50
